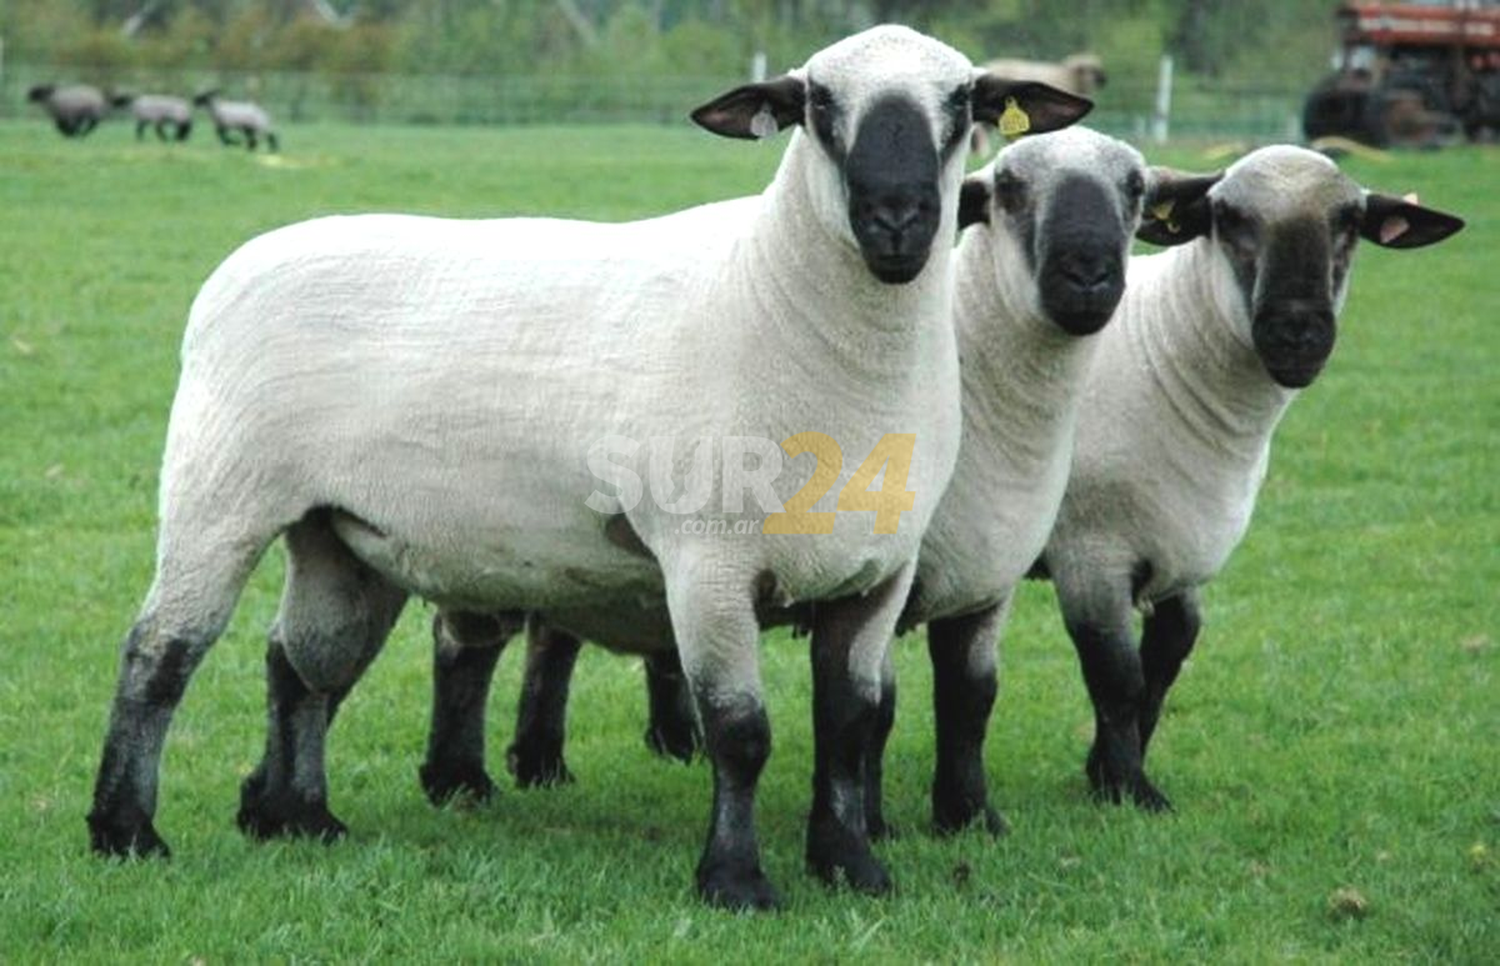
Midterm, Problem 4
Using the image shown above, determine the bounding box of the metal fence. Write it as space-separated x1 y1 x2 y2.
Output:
2 61 1309 142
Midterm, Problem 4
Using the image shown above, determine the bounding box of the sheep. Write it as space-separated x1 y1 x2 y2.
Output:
193 90 278 151
86 25 1091 912
1036 145 1463 812
111 92 193 142
27 84 108 138
417 127 1217 840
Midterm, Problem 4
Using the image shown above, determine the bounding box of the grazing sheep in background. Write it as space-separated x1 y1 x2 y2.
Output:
27 84 108 138
86 25 1090 911
111 93 193 142
193 90 278 151
1039 145 1462 812
421 129 1216 840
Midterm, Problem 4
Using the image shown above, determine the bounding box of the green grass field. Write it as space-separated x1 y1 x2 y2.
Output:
1 120 1495 961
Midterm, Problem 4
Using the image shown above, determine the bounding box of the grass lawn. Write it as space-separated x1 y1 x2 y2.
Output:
0 119 1495 961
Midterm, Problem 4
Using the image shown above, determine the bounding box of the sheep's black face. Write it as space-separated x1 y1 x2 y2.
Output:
1218 201 1354 389
1035 173 1135 335
843 94 943 284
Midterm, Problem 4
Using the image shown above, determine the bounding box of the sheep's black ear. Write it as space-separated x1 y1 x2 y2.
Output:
971 75 1092 135
958 175 991 229
1361 192 1465 249
1137 167 1222 247
690 74 806 140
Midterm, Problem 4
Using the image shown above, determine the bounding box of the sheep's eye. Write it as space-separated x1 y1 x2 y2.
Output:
995 170 1026 212
1123 171 1146 204
809 85 835 111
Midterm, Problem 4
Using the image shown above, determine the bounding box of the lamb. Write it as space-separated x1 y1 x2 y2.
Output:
1037 145 1463 812
111 93 193 142
193 90 278 151
27 84 108 138
418 127 1217 839
86 25 1091 912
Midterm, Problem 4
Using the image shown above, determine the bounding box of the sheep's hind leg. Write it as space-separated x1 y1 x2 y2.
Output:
420 609 521 804
505 620 583 787
643 648 702 763
1138 590 1201 761
927 600 1010 836
1058 578 1170 812
89 526 276 858
237 513 406 841
805 566 914 896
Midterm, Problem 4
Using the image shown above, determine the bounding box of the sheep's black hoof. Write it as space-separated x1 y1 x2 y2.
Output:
506 742 574 789
644 718 702 764
806 814 892 896
696 862 781 912
933 799 1009 838
87 812 171 859
419 759 496 806
237 778 347 842
1085 749 1173 812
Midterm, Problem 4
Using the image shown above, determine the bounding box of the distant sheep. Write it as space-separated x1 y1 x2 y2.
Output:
193 90 279 151
1039 146 1463 812
111 93 193 142
28 84 107 138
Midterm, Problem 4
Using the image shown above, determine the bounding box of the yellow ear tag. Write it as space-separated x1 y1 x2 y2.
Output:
1150 200 1181 233
998 97 1031 140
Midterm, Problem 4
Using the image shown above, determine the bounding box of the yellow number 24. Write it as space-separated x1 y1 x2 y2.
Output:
762 432 917 535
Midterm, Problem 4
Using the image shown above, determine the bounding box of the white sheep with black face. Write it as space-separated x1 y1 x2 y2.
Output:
86 25 1090 912
111 93 193 142
193 90 278 151
1039 145 1463 812
28 84 108 138
415 128 1209 840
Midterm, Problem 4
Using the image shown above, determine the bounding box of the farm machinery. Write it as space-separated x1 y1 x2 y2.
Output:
1303 1 1500 146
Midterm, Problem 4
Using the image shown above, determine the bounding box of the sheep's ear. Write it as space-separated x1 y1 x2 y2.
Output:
971 74 1092 135
1360 192 1465 249
958 175 992 229
1137 167 1222 247
690 74 806 140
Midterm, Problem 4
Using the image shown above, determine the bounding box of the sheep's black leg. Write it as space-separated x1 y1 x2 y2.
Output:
928 602 1009 836
696 695 776 909
237 636 347 841
420 610 518 804
244 128 257 151
643 648 701 763
265 132 279 152
176 120 193 142
1138 590 1201 757
1062 595 1171 812
507 621 582 787
154 120 170 142
805 570 910 896
862 650 897 840
77 116 98 137
56 117 77 137
238 516 406 841
136 120 148 141
88 626 211 857
216 125 235 146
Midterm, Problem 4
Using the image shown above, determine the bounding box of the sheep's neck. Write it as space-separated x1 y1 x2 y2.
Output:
952 228 1098 475
1126 242 1295 465
735 132 957 390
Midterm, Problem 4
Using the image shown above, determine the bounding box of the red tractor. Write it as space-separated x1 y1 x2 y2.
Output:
1303 1 1500 146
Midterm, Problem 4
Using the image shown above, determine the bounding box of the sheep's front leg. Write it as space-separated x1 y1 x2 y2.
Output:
667 568 777 911
136 120 149 141
1058 580 1170 811
507 620 583 787
643 648 702 763
861 646 897 840
421 610 521 804
805 565 913 896
1138 590 1201 758
927 600 1010 836
216 125 236 146
243 128 258 151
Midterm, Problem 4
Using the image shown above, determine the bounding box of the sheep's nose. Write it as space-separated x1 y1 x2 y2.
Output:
1059 253 1118 292
871 200 922 233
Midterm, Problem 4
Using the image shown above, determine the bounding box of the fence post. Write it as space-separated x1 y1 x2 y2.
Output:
751 51 766 82
1152 53 1173 144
